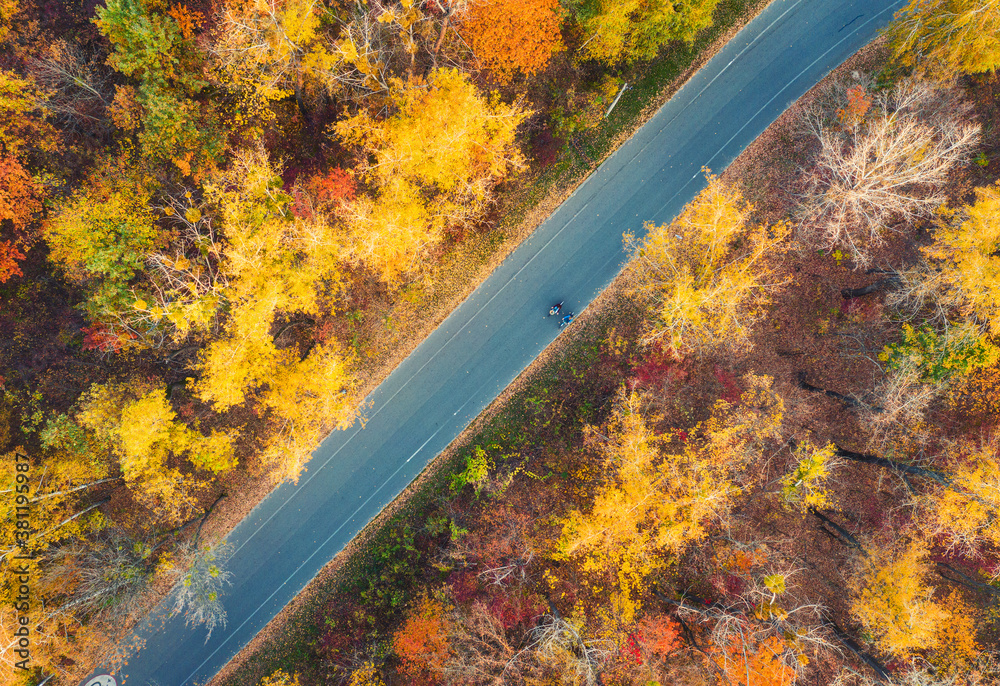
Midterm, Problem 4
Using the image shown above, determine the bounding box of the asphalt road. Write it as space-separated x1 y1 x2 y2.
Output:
93 0 906 683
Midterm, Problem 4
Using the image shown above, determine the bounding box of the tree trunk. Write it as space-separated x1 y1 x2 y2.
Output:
834 446 951 485
824 618 892 683
30 477 120 503
841 277 900 299
841 270 900 299
937 562 1000 598
796 372 869 410
808 507 868 555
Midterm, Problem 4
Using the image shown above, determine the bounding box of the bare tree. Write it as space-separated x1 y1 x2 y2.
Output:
43 529 155 623
167 539 233 641
28 40 112 136
797 77 980 266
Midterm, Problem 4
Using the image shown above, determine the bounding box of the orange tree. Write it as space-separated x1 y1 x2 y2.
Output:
459 0 564 83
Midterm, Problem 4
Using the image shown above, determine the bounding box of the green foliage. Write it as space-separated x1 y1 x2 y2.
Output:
95 0 222 171
95 0 204 92
780 441 838 511
880 323 1000 384
45 181 160 324
573 0 719 65
449 445 492 493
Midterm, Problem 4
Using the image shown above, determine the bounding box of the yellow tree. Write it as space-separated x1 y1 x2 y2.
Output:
626 174 788 354
0 446 114 682
190 147 347 411
211 0 341 122
573 0 718 65
555 376 782 622
917 440 1000 554
0 69 59 157
848 539 949 657
336 67 526 282
75 381 235 522
887 0 1000 76
903 183 1000 333
259 342 358 482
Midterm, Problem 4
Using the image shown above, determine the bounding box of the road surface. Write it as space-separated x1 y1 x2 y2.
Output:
90 0 906 682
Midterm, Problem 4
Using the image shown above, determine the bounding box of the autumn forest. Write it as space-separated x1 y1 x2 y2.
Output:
2 0 1000 684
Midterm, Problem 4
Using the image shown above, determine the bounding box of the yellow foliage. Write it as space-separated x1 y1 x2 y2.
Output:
335 68 526 282
848 539 949 657
780 441 838 511
347 662 385 686
627 174 788 353
212 0 329 106
79 382 235 521
555 377 781 622
259 669 301 686
931 590 980 676
259 342 358 482
575 0 719 65
192 147 350 416
918 439 1000 553
922 184 1000 333
888 0 1000 75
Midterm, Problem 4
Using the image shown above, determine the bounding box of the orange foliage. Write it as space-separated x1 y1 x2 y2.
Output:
305 167 357 208
392 595 451 678
719 635 796 686
461 0 563 83
0 240 24 283
168 3 203 40
931 590 980 675
636 613 682 657
0 156 42 236
836 85 872 128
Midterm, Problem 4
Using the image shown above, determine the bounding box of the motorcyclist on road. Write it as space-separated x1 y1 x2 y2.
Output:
549 301 563 316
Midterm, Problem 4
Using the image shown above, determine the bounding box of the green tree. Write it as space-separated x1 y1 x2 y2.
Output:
95 0 222 172
573 0 718 65
44 171 161 327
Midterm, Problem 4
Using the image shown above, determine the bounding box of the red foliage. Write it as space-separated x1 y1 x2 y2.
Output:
448 569 481 603
305 168 357 208
315 598 368 667
631 342 685 388
714 365 742 403
485 591 544 629
0 240 25 283
81 324 135 353
620 632 644 664
289 187 313 220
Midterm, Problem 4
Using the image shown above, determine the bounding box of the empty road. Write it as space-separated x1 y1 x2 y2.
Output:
91 0 907 682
